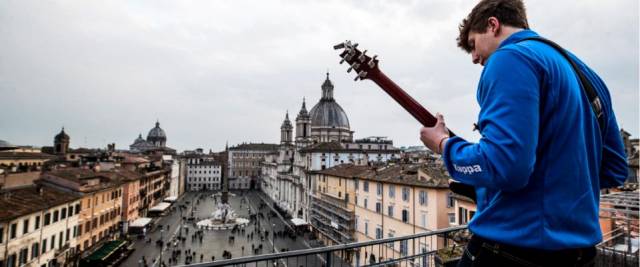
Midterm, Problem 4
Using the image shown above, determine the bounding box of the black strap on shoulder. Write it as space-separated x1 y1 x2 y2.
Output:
518 37 605 134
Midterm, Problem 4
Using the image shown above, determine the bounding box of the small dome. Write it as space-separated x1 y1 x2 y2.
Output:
0 140 16 151
134 133 145 144
147 121 166 140
55 127 70 141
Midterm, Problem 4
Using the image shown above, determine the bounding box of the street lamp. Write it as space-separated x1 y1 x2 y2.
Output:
272 223 276 253
159 229 164 267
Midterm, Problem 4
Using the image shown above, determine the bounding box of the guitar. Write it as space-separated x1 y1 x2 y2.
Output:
334 40 477 202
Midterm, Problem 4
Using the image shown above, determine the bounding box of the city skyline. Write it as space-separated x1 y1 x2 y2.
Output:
1 1 638 152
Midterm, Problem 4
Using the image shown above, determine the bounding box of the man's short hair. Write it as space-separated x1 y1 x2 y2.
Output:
457 0 530 53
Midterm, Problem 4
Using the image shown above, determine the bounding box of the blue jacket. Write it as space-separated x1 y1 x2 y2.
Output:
442 30 628 250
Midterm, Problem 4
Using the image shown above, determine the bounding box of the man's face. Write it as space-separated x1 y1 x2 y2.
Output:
468 25 500 66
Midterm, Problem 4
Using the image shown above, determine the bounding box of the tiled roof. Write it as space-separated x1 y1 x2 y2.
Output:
313 163 450 188
0 151 56 160
229 143 279 151
0 185 81 222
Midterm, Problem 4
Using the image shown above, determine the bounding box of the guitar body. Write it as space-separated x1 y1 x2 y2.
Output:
334 41 477 202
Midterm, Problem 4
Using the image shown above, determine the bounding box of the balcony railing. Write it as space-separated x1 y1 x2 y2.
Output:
177 225 468 267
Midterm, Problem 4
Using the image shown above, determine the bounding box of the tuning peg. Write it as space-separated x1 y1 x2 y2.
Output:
333 42 346 50
354 76 360 81
358 71 368 78
358 50 368 63
339 54 347 64
368 55 378 68
347 67 353 73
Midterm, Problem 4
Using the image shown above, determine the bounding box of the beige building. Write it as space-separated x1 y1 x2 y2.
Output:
0 185 81 267
38 169 123 253
310 163 455 265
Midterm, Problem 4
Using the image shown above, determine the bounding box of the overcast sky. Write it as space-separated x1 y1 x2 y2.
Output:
1 0 638 152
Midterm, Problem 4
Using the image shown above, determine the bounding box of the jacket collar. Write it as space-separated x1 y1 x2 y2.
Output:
498 29 540 48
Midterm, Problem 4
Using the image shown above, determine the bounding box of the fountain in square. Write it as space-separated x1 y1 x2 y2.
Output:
196 170 249 230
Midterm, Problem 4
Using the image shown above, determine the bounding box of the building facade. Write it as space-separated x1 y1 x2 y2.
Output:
185 156 222 191
228 143 279 190
309 163 456 266
38 169 123 254
0 186 81 267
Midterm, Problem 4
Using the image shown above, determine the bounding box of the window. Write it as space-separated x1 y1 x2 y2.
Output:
0 226 3 244
44 213 51 226
447 192 454 208
375 202 382 213
31 242 39 259
51 235 56 250
10 223 17 239
402 187 410 201
41 238 47 254
53 210 59 223
448 213 456 224
376 182 382 196
375 226 383 239
419 191 427 206
18 248 28 266
389 185 395 198
35 216 40 230
388 205 394 217
364 222 369 236
364 198 368 209
7 253 16 267
400 240 408 256
402 209 409 223
387 231 395 248
459 207 469 225
23 219 29 234
66 229 70 242
75 204 81 214
61 208 67 219
354 216 358 230
354 179 358 190
363 181 369 192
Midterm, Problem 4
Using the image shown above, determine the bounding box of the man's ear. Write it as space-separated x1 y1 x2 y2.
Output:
488 17 501 36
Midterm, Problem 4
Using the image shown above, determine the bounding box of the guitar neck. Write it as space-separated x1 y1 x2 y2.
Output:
370 70 456 137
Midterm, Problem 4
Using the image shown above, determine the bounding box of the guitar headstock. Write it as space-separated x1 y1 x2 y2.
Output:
334 40 380 81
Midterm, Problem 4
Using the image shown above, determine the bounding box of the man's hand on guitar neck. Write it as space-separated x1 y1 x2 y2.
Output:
420 113 450 154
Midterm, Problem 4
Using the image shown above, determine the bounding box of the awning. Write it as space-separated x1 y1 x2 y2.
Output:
129 217 152 228
291 218 308 226
85 240 126 261
149 202 171 212
164 196 178 202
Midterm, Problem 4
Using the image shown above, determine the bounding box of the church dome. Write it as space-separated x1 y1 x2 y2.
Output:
309 73 350 129
147 121 166 141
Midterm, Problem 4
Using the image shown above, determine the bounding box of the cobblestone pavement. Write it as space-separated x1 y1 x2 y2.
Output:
119 191 327 267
